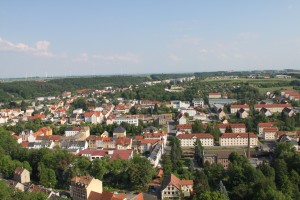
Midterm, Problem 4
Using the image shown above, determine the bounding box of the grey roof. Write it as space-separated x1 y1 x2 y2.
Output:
113 126 126 133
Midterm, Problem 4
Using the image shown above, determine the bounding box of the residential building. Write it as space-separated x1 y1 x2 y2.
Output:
254 104 292 113
84 112 102 124
177 133 214 147
237 108 249 119
208 92 222 99
263 127 279 141
257 122 277 136
113 126 126 138
192 98 204 108
230 104 250 114
115 137 132 150
161 174 193 200
203 151 245 169
219 133 258 147
218 123 246 134
78 149 133 161
14 167 30 184
217 108 226 120
115 117 139 126
70 176 103 200
180 108 197 117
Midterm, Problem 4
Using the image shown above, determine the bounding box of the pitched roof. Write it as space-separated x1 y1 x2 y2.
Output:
254 104 292 108
113 126 126 133
116 137 131 146
71 176 93 185
162 174 193 190
177 133 213 139
231 104 250 109
218 123 246 129
220 132 257 138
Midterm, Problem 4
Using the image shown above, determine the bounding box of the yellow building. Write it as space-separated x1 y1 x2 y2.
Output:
70 176 102 200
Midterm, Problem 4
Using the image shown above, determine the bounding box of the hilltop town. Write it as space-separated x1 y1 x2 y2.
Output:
0 71 300 199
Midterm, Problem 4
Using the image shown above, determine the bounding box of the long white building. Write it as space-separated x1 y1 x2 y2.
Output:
115 117 139 126
219 133 258 147
177 133 214 147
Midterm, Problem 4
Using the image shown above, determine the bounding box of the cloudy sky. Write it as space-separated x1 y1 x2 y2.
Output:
1 1 300 78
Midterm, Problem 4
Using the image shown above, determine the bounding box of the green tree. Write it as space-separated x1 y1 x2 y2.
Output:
192 120 204 133
127 156 155 191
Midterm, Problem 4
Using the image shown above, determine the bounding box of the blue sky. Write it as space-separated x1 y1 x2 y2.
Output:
1 1 300 78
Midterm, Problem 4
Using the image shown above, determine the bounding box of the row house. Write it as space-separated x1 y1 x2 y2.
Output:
218 123 246 134
70 176 102 200
176 124 192 133
87 136 115 149
132 138 160 153
115 137 132 150
177 133 214 147
257 122 277 137
254 104 292 113
60 140 88 154
192 98 204 108
143 132 167 147
77 149 133 161
171 100 190 110
115 116 139 126
281 90 300 101
148 142 163 167
263 127 279 141
180 108 197 117
84 111 102 124
219 133 258 147
0 108 23 118
140 100 161 108
65 126 90 139
208 92 222 99
230 104 250 114
237 108 249 119
203 151 245 169
161 174 193 200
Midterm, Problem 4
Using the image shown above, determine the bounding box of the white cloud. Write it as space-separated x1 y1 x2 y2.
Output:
93 52 140 63
73 53 89 62
0 37 54 57
169 53 181 62
237 32 259 40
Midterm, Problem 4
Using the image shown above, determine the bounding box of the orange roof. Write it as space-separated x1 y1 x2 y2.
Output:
116 137 131 146
209 92 221 95
140 139 160 145
176 124 192 129
231 104 249 109
263 127 279 132
177 133 213 139
220 132 257 138
254 104 292 108
71 176 93 185
218 123 246 129
258 122 277 127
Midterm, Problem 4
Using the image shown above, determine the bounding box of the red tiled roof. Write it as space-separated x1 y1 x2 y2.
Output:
177 133 213 139
220 132 257 138
78 149 132 160
254 104 292 108
258 122 277 127
20 142 29 147
176 124 192 129
231 104 249 109
140 139 160 145
263 127 279 132
218 123 246 129
116 137 131 146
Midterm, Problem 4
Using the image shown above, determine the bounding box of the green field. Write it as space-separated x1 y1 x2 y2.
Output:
256 86 294 95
